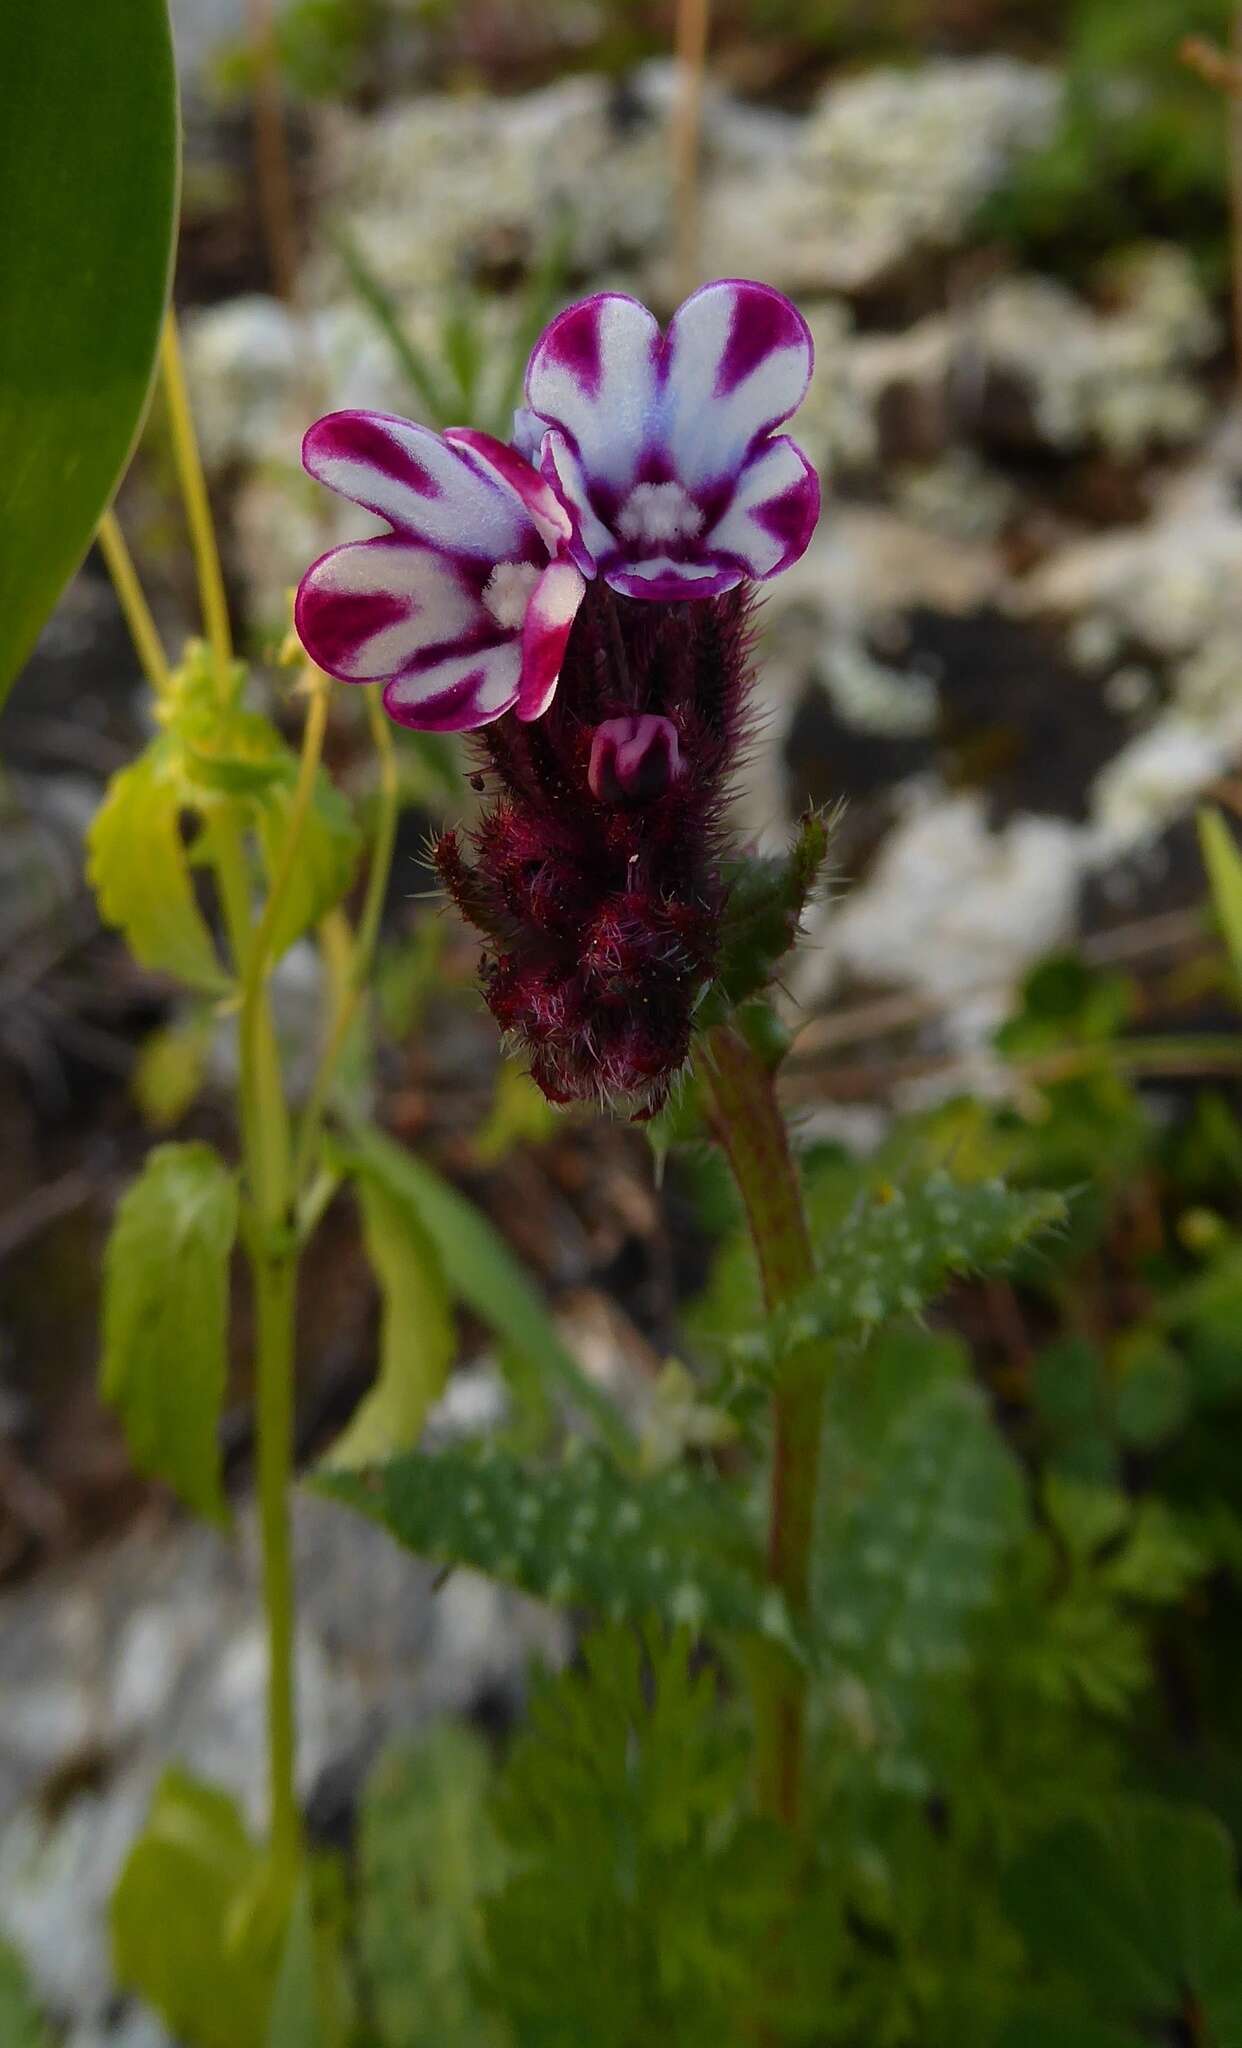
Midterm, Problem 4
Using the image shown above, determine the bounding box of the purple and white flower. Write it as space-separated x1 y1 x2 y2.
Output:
295 414 585 731
522 278 820 602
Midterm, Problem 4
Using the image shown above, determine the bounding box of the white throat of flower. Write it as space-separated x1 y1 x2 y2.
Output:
617 481 704 545
482 560 541 630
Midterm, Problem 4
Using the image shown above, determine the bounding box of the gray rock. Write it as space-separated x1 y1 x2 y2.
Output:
0 1493 565 2030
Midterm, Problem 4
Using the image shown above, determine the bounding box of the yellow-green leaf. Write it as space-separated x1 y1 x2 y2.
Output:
87 740 230 994
325 1164 455 1470
258 770 362 961
1199 808 1242 994
100 1142 238 1520
111 1770 276 2048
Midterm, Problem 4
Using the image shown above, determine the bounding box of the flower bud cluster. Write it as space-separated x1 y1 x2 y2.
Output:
435 582 757 1115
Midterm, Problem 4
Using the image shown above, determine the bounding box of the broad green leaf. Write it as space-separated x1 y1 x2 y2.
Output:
87 740 231 994
1005 1799 1242 2045
100 1142 238 1520
1200 807 1242 993
111 1770 276 2048
0 0 178 700
333 1126 633 1458
257 768 361 960
772 1173 1065 1361
317 1441 795 1652
814 1356 1025 1693
359 1728 511 2048
325 1162 455 1469
0 1944 49 2048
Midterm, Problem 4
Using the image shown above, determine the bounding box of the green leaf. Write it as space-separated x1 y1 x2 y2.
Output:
87 739 231 994
358 1727 511 2048
331 1126 633 1459
111 1769 276 2048
324 1160 455 1469
257 768 361 960
485 1626 800 2048
317 1440 795 1652
1200 807 1242 994
814 1362 1025 1694
100 1142 238 1521
132 1013 213 1130
772 1173 1066 1362
702 810 833 1024
267 1879 322 2048
0 1943 49 2048
0 0 178 700
1005 1799 1242 2044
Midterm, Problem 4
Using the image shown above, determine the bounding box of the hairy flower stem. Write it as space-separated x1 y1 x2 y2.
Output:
700 1022 822 1828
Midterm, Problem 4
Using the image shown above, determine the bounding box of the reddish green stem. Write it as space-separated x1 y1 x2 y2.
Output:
701 1023 823 1828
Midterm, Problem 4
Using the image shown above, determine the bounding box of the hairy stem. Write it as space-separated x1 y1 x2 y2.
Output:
700 1022 821 1828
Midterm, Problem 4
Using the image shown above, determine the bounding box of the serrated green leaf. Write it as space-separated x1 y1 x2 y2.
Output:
1200 807 1242 995
317 1441 793 1651
359 1727 511 2048
325 1161 455 1469
331 1126 633 1459
87 739 231 994
100 1143 238 1520
111 1769 276 2048
257 768 361 960
1005 1799 1242 2044
0 0 178 700
773 1173 1066 1360
814 1372 1024 1689
701 810 832 1024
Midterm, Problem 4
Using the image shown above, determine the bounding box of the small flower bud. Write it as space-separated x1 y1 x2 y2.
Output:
588 714 683 804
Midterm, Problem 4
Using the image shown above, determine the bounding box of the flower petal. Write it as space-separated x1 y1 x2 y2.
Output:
382 641 522 733
444 426 572 555
525 293 660 491
705 436 821 580
295 537 478 684
517 559 586 721
662 280 814 488
540 431 610 577
302 410 529 560
605 559 742 601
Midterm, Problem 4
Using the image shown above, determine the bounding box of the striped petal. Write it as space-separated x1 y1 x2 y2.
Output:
705 436 821 581
540 431 611 578
606 559 742 601
662 280 814 488
445 426 572 555
517 559 587 721
302 411 529 562
383 641 522 733
295 537 479 684
525 293 660 493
